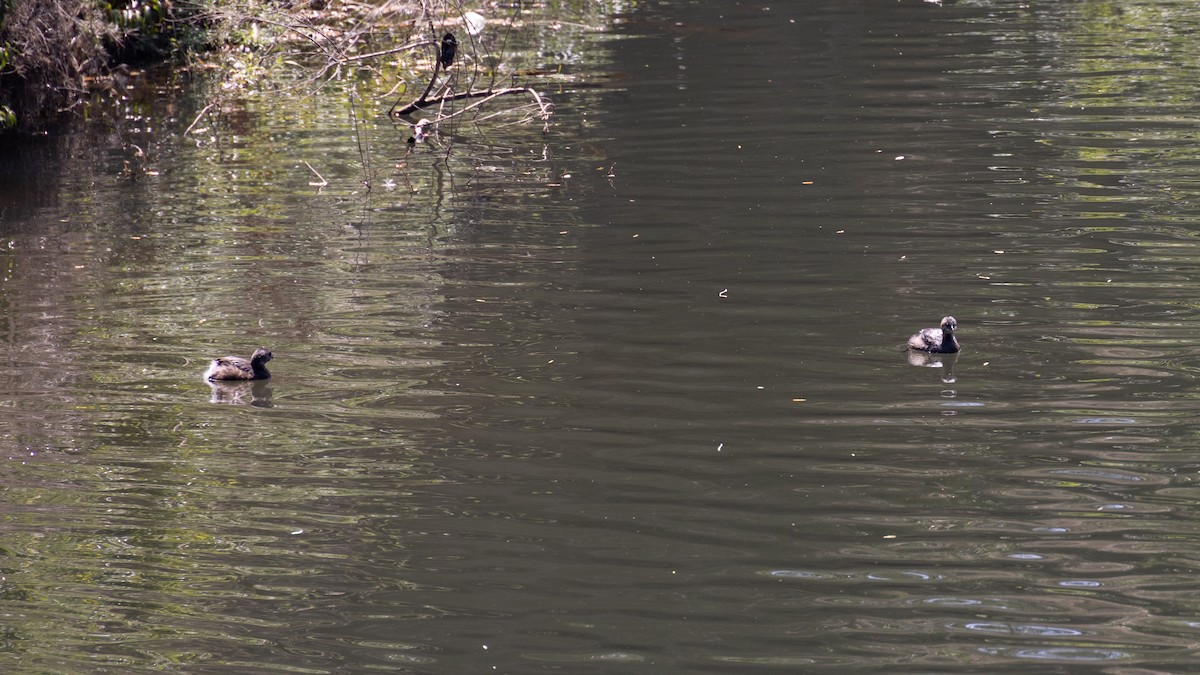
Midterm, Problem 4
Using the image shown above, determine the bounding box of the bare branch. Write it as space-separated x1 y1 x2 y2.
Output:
392 86 550 119
184 103 216 136
338 40 433 65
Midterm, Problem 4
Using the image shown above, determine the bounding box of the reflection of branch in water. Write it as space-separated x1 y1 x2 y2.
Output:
207 379 274 407
397 86 553 147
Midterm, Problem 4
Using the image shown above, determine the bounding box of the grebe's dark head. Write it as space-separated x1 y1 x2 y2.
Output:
940 316 957 332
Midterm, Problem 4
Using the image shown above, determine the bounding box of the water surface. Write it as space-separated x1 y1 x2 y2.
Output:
3 0 1200 672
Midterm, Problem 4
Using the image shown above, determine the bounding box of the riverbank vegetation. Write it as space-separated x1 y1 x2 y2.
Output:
0 0 195 132
0 0 609 135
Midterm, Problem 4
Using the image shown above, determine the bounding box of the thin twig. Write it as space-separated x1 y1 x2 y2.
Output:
348 85 372 189
390 39 444 116
184 103 215 136
525 86 552 133
337 39 432 64
303 160 328 187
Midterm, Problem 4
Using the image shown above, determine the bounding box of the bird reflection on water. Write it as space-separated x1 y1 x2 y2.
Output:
906 349 958 384
206 379 274 407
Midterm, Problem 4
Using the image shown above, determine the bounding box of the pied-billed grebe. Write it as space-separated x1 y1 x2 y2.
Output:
203 347 273 381
908 316 960 353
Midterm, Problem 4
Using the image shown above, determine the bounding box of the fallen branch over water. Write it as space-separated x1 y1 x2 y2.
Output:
391 85 552 129
387 25 552 136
